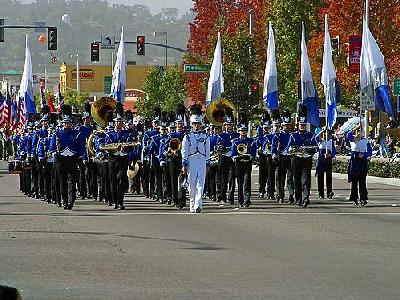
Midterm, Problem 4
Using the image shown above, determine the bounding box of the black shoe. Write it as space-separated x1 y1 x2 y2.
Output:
63 205 68 210
229 201 234 205
244 202 251 208
361 199 367 206
114 205 118 209
108 202 113 206
195 207 202 213
303 199 310 208
57 202 62 207
259 193 264 198
327 192 334 199
298 201 303 207
119 205 126 210
167 200 172 206
46 199 52 204
319 195 324 199
67 203 73 210
352 200 359 206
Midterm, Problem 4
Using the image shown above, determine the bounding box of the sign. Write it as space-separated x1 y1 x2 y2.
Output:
103 75 112 94
184 64 211 73
360 90 375 110
72 69 94 81
319 108 359 118
393 79 400 96
101 35 115 49
348 35 361 73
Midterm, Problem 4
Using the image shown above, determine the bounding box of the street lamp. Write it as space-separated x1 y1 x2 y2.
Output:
70 53 79 93
153 31 168 68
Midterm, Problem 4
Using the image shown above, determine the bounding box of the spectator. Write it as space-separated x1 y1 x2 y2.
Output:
376 122 389 157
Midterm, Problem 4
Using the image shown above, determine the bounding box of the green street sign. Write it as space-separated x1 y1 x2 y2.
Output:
104 75 112 94
394 79 400 96
184 64 211 73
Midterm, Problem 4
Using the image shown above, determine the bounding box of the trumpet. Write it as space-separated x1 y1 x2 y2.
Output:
100 142 139 152
167 138 182 157
210 151 221 166
237 143 248 155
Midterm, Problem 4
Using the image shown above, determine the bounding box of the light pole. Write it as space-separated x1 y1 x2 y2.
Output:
154 31 168 68
71 53 80 93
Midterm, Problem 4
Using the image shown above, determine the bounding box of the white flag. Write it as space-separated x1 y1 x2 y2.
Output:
110 27 126 103
206 32 224 106
262 22 278 110
19 34 35 113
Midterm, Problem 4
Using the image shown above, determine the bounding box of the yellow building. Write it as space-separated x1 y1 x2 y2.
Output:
59 63 150 97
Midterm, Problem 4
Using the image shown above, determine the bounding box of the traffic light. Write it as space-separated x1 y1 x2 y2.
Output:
0 19 4 42
331 36 339 56
91 42 100 62
47 27 57 50
248 83 259 96
137 35 145 55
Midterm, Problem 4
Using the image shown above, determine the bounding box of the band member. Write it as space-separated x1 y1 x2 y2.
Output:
36 108 52 203
256 110 274 199
50 105 86 210
162 106 186 207
77 102 95 200
208 124 222 202
158 114 174 204
148 113 168 202
182 104 210 213
218 108 239 204
346 125 372 206
20 122 34 195
103 103 136 210
143 108 161 200
314 127 335 199
287 104 317 207
30 120 42 199
271 109 294 203
230 113 256 207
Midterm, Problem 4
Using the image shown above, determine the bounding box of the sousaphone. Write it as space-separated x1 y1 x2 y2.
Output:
91 97 117 128
206 98 236 127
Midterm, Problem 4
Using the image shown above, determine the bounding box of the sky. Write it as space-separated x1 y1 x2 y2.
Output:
21 0 194 15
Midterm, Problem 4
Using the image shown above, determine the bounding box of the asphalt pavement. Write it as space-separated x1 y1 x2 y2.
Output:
0 161 399 300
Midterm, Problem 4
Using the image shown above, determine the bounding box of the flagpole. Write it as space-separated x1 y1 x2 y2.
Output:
364 0 369 138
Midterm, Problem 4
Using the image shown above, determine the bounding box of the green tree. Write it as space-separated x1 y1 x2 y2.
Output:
137 65 186 117
267 0 324 110
62 88 89 110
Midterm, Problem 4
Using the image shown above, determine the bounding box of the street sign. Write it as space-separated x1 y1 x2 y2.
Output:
104 75 112 94
34 21 46 33
360 89 375 111
393 79 400 96
184 64 210 73
101 35 115 49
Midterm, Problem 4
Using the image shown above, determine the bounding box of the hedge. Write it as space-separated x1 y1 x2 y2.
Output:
331 156 400 179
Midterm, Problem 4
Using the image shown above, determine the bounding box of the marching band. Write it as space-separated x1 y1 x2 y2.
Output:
7 98 371 212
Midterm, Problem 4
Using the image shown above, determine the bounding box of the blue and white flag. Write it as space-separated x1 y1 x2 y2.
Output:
300 22 319 127
321 15 337 130
18 34 36 114
360 18 395 119
263 22 278 110
206 32 224 106
110 27 126 103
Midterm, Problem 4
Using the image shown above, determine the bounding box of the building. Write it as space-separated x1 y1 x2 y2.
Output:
59 63 150 98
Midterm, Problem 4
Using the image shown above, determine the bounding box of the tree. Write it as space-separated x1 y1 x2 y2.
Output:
307 0 400 109
137 65 186 117
62 88 89 110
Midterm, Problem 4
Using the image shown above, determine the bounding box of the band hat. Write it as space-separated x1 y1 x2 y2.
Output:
297 103 308 124
190 114 203 123
40 114 49 122
82 112 91 119
61 115 72 123
262 122 271 128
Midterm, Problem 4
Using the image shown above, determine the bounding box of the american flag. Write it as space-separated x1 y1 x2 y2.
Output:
0 92 5 127
0 92 12 127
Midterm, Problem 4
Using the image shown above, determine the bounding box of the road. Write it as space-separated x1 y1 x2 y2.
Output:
0 161 399 299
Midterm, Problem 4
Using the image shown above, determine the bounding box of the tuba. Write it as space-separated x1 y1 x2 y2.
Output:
91 97 117 128
87 129 104 157
237 143 248 155
206 98 236 126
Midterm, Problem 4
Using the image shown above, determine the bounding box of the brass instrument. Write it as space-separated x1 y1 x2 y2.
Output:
209 151 221 166
87 129 104 157
289 145 318 157
237 143 248 155
91 97 117 127
206 98 236 126
99 142 139 152
264 142 272 155
167 138 182 157
127 161 140 178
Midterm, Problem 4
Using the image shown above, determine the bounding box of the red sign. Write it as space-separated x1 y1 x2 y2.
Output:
349 35 362 73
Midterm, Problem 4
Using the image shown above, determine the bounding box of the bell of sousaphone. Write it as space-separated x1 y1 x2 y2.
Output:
206 98 236 127
91 97 117 127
